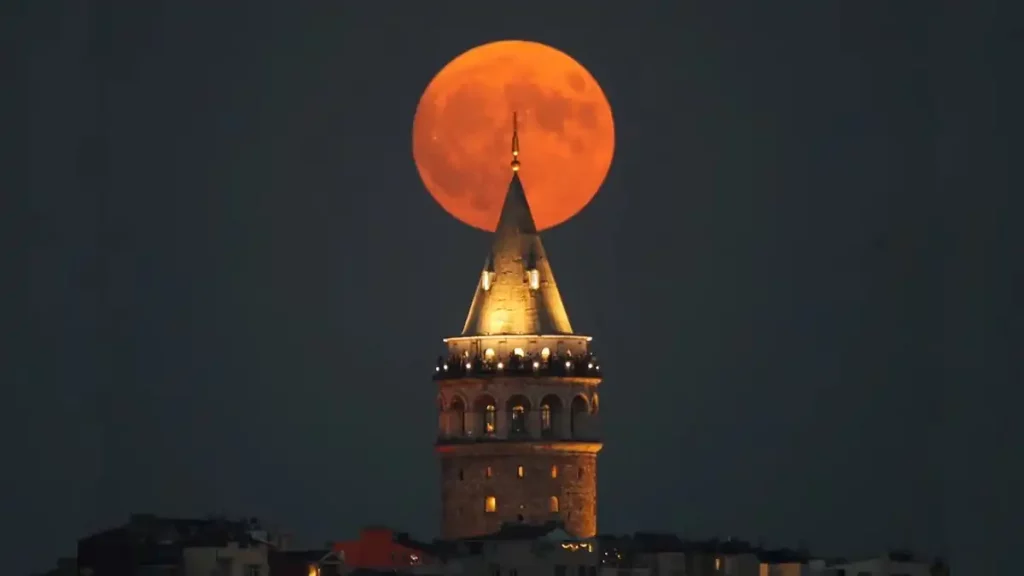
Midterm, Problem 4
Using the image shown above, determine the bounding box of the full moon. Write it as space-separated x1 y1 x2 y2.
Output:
413 40 615 232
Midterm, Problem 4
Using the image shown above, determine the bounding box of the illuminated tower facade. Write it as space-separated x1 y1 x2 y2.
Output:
434 115 602 539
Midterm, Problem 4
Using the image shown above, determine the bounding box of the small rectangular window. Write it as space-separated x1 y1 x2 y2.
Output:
485 466 493 479
551 465 558 478
517 465 524 478
485 496 497 513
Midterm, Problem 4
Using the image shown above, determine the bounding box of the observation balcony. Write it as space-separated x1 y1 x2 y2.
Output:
436 407 600 445
433 353 601 381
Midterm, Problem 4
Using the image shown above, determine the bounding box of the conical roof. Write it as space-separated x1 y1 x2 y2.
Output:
461 170 574 336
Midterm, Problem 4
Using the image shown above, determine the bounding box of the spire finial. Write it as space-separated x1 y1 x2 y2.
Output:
511 112 521 172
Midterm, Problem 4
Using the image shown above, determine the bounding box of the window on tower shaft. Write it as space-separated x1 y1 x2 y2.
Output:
485 405 496 434
528 269 540 290
511 405 526 434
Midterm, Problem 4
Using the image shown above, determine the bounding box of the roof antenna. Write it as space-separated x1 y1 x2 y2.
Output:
511 112 521 172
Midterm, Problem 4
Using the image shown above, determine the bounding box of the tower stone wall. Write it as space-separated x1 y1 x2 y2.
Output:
439 448 597 539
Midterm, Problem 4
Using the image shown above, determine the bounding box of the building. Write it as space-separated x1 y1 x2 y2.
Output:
455 521 600 576
180 541 269 576
77 514 280 576
330 526 442 572
268 549 343 576
820 551 937 576
434 115 603 539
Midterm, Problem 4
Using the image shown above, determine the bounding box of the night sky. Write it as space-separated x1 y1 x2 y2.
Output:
4 3 1018 574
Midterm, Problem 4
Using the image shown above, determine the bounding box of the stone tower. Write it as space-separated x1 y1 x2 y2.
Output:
434 114 602 539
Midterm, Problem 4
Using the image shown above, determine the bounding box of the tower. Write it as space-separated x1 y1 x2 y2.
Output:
434 114 602 539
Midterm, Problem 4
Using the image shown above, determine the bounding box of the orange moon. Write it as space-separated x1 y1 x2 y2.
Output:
413 40 615 232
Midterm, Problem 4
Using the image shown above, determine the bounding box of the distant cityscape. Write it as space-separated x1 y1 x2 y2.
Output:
33 513 949 576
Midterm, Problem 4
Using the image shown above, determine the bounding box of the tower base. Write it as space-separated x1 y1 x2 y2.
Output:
438 442 600 539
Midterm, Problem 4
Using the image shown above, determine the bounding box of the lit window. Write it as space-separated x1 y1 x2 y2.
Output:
511 405 526 434
541 404 552 430
484 348 495 359
551 465 558 478
485 405 496 434
541 347 551 359
513 347 525 357
715 558 721 570
517 465 525 478
528 269 540 290
307 565 320 576
485 466 492 479
481 270 492 291
549 496 560 513
485 496 497 513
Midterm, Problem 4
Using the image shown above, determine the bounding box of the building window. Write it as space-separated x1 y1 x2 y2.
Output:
549 496 559 512
485 348 495 359
540 404 551 431
551 465 558 478
307 565 320 576
528 269 540 290
714 558 721 570
485 496 497 513
485 466 492 479
541 347 551 360
517 465 525 478
510 405 526 434
458 468 464 481
513 347 525 357
578 466 584 480
485 404 496 434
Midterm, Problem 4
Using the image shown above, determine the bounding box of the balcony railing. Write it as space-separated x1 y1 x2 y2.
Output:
436 409 600 444
433 354 602 380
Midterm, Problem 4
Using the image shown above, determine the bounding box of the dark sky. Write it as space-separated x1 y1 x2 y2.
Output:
4 2 1019 574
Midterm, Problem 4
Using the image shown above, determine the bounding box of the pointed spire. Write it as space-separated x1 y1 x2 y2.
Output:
460 117 573 336
510 112 521 173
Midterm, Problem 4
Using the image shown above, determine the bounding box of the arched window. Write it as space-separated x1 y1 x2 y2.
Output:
513 347 525 357
551 465 558 479
485 404 496 434
541 347 551 360
570 395 589 438
549 496 560 513
540 394 562 439
474 395 497 436
484 348 495 360
507 395 531 436
450 398 466 436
